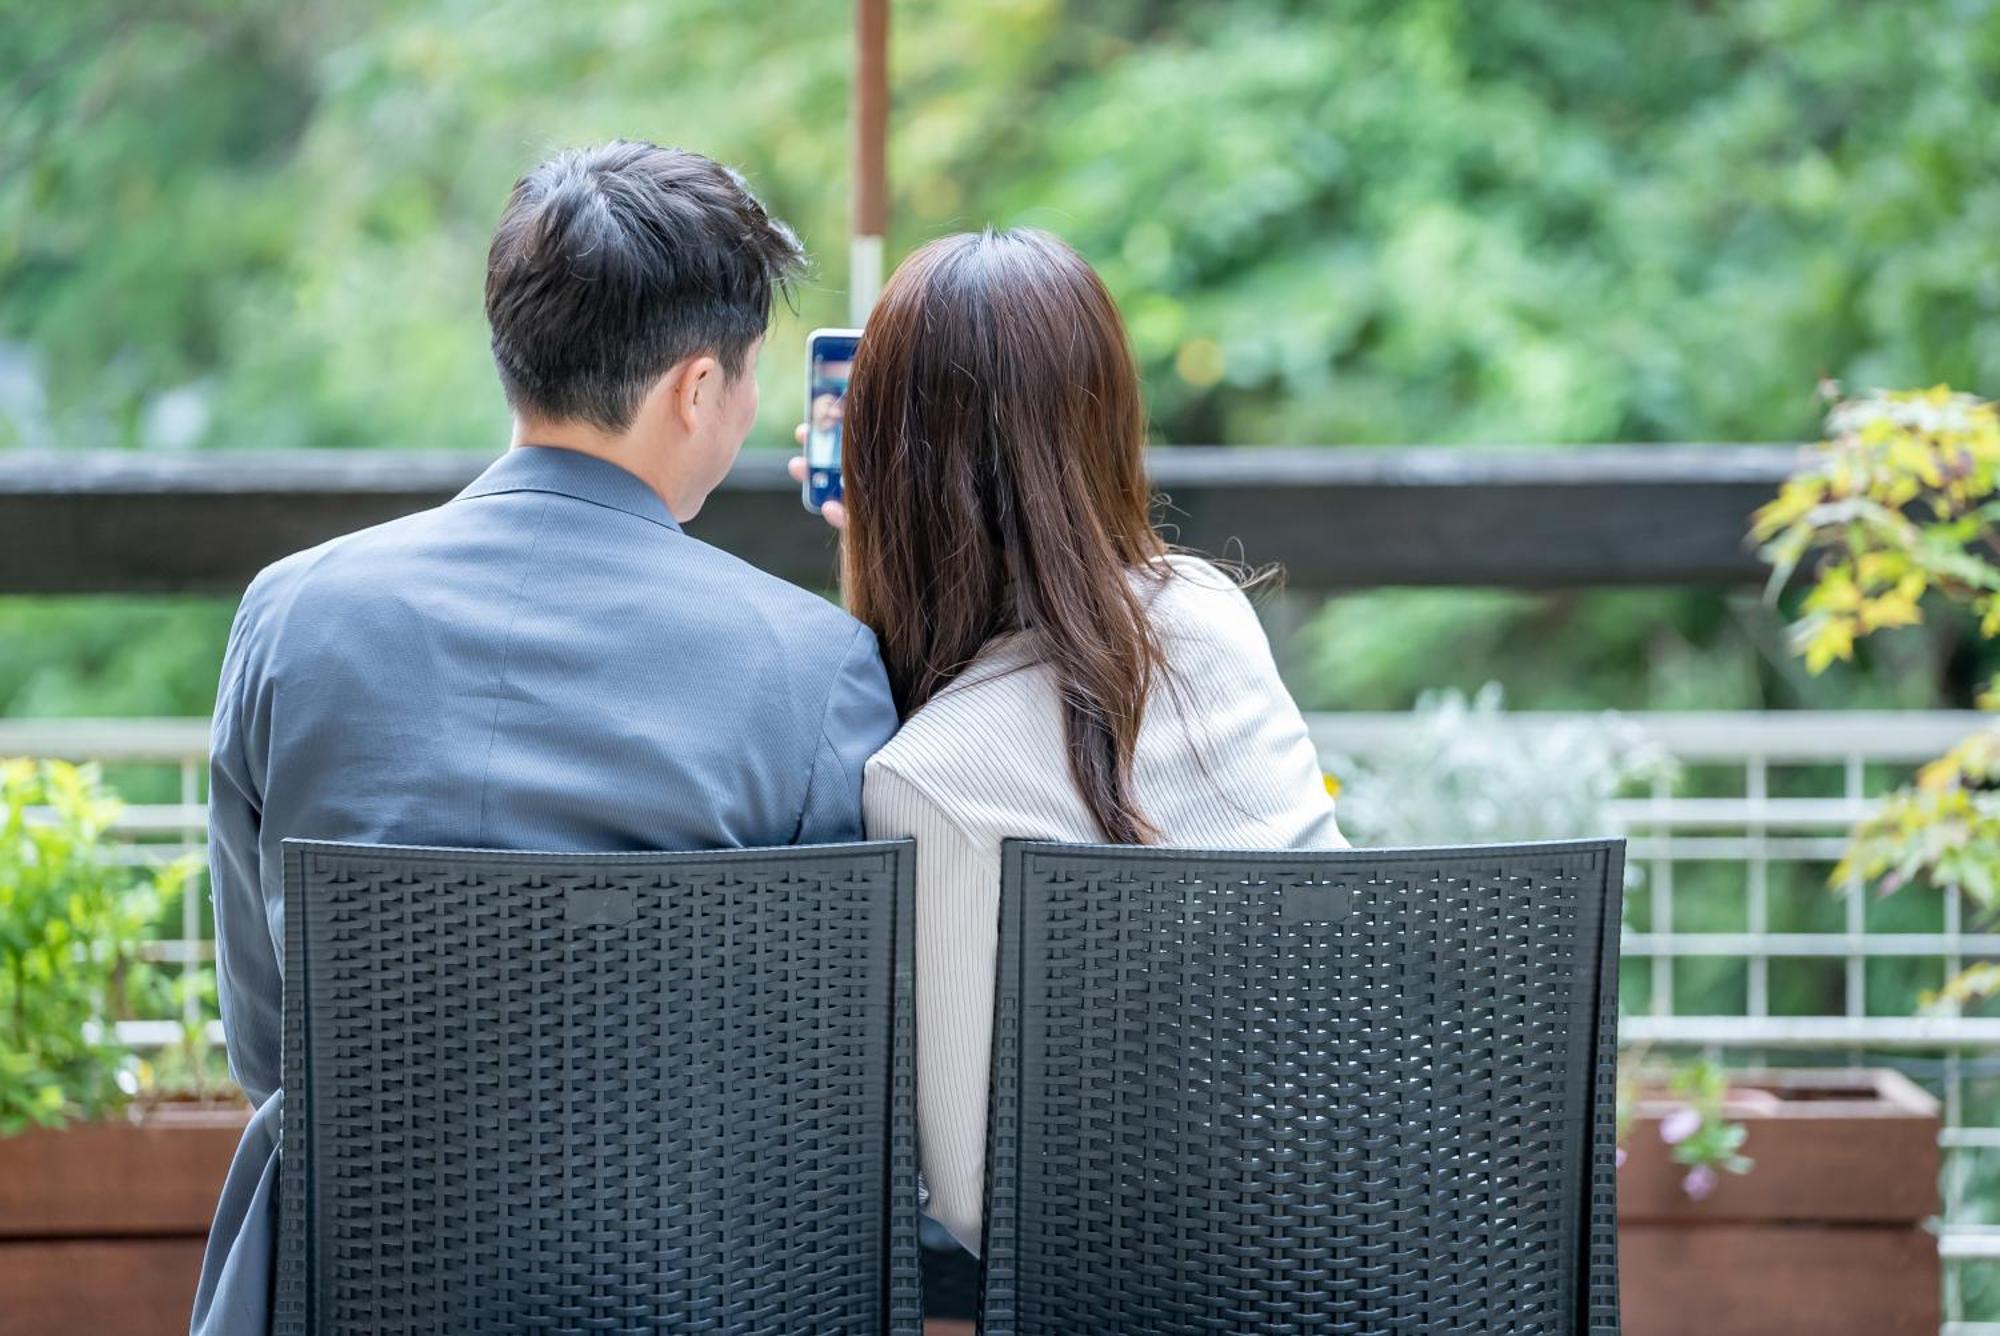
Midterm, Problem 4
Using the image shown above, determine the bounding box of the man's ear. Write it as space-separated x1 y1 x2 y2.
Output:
669 354 722 435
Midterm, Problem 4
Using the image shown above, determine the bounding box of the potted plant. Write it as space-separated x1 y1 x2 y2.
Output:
0 758 246 1336
1617 1059 1939 1336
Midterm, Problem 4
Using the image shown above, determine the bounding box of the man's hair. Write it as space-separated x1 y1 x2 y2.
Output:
484 141 805 433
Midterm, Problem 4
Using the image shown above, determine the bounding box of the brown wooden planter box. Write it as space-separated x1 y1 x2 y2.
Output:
0 1073 1942 1333
1619 1068 1941 1336
0 1102 248 1336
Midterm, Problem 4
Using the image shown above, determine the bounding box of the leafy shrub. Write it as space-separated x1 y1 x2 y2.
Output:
1325 683 1673 847
1756 386 2000 1001
0 758 200 1133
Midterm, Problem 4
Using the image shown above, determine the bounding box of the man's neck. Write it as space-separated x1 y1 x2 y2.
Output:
509 419 693 519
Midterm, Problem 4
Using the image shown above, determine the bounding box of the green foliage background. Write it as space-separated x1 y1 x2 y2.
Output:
3 0 1998 716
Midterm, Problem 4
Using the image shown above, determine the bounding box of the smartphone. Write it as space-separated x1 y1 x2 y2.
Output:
802 327 861 513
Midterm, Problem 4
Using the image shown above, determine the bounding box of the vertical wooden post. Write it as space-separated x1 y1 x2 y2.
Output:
851 0 888 324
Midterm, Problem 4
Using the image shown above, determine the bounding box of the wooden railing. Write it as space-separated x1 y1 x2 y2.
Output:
0 444 1802 594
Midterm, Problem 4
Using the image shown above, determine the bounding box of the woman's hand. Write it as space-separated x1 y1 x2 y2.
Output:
788 422 846 529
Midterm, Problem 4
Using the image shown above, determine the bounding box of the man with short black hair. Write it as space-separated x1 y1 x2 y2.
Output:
191 142 897 1336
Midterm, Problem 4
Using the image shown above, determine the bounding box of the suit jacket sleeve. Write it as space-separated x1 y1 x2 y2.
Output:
209 593 281 1108
793 623 899 844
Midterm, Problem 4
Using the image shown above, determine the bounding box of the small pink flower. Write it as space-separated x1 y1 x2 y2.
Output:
1615 1145 1628 1170
1683 1165 1719 1201
1659 1107 1701 1146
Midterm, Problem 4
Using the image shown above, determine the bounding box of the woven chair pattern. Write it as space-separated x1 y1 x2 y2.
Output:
981 839 1624 1335
274 839 920 1336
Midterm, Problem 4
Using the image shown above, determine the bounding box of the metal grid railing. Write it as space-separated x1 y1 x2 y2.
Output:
1317 709 1996 1334
5 710 1997 1331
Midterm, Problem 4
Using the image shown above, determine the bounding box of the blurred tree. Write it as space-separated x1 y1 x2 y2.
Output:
5 0 1997 454
0 598 234 717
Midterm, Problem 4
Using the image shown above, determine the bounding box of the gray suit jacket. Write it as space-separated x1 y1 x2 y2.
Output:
191 445 897 1334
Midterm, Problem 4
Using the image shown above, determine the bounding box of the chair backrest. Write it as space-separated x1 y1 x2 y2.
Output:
981 839 1624 1336
274 839 920 1336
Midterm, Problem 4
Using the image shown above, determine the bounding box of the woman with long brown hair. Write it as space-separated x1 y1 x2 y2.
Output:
798 227 1344 1255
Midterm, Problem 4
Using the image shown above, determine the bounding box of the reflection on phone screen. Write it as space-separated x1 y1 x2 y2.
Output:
806 333 858 510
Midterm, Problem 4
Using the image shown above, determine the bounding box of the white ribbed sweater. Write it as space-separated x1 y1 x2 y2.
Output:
861 555 1347 1255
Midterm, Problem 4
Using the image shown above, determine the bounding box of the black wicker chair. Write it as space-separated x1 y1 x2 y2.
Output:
980 839 1625 1335
273 838 921 1336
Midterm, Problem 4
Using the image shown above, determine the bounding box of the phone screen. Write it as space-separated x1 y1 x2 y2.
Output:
803 329 860 513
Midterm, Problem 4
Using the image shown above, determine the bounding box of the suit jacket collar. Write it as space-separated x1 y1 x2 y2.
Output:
456 446 683 533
